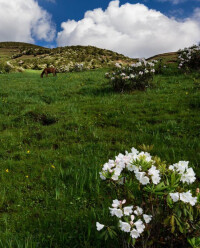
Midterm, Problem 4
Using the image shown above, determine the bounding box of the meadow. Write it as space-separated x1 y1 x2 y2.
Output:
0 65 199 247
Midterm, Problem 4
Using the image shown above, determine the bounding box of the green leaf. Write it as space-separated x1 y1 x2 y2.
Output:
175 217 184 234
163 216 171 226
154 182 168 192
132 239 136 246
187 237 196 248
105 232 108 241
176 209 182 218
171 215 175 233
99 230 107 239
171 172 176 186
167 194 173 208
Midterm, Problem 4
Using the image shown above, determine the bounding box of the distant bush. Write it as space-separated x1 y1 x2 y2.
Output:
32 63 42 70
105 59 157 92
0 61 12 73
178 45 200 71
73 63 84 72
57 62 86 73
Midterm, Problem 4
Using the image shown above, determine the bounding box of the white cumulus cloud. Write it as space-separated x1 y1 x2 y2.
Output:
57 0 200 58
0 0 56 43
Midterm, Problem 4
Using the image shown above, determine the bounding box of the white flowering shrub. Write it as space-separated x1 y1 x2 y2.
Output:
74 63 84 72
97 147 200 247
178 45 200 71
105 59 156 92
57 63 85 73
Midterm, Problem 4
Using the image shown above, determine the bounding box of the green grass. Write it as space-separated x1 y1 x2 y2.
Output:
0 67 199 247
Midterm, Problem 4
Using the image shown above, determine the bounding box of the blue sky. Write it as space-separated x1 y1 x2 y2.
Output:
38 0 199 20
38 0 199 29
0 0 200 57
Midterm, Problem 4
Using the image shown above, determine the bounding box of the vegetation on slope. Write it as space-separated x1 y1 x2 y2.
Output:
0 42 135 72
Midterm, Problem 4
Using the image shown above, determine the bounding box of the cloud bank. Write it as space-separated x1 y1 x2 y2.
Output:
0 0 56 43
57 0 200 58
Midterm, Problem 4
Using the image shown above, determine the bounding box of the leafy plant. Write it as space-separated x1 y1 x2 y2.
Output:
178 45 200 71
97 147 200 247
105 59 157 92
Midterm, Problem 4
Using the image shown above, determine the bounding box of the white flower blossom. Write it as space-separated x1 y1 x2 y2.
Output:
112 199 121 208
123 206 133 216
119 221 131 232
180 191 197 206
115 63 121 68
109 208 123 218
127 163 139 172
131 215 135 221
170 192 180 202
180 167 196 184
135 172 150 185
134 206 143 216
99 172 106 180
148 166 161 184
143 214 152 224
130 228 140 239
96 222 104 231
111 174 119 181
134 219 145 234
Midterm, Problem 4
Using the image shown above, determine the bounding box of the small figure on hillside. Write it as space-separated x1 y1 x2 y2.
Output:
41 67 57 78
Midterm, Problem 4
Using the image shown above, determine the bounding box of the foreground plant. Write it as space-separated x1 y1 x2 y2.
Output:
97 147 200 247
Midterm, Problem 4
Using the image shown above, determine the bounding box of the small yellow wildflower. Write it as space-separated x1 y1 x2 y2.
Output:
27 150 30 154
6 169 9 173
186 92 188 95
25 175 29 178
51 165 55 169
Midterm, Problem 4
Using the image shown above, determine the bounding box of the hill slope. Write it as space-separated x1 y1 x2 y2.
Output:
0 67 199 247
147 51 178 63
0 42 136 71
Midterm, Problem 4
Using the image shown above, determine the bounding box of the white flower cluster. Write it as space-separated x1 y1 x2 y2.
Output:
169 161 196 184
97 199 152 239
57 62 85 73
178 45 200 69
99 147 161 185
105 59 156 85
74 63 84 71
170 191 197 206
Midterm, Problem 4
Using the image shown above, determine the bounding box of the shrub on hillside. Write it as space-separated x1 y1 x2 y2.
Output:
0 61 12 73
57 63 87 73
178 45 200 71
97 147 200 248
32 63 42 70
105 59 156 92
73 63 84 72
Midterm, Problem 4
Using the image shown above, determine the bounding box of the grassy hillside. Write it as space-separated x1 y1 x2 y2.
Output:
0 64 199 247
0 42 44 61
147 52 178 63
0 42 43 49
0 42 135 70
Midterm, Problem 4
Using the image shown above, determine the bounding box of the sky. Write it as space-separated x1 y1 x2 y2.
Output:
0 0 200 58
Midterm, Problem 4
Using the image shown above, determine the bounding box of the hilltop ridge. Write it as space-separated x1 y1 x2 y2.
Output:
0 42 136 71
0 42 178 72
